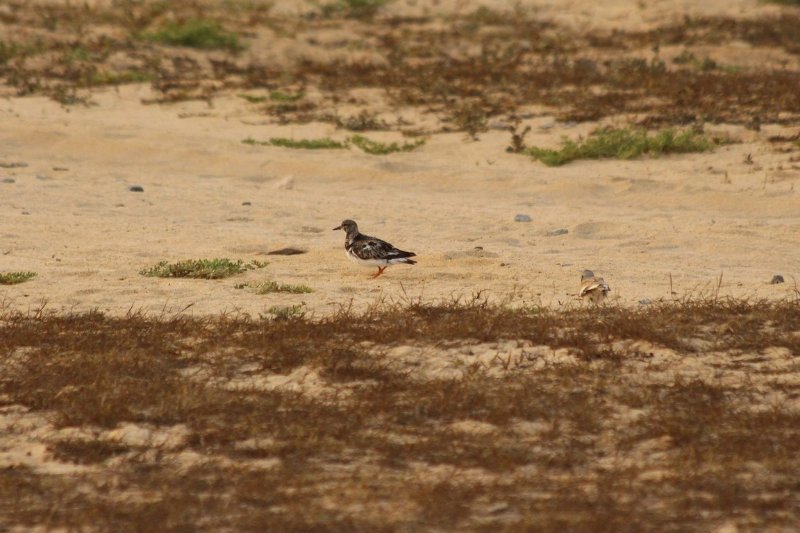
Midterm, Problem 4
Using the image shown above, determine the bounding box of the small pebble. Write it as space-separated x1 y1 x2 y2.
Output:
242 201 252 206
514 214 532 222
547 228 569 237
2 178 14 183
129 185 144 192
770 274 784 284
639 298 653 305
36 174 51 180
53 166 69 171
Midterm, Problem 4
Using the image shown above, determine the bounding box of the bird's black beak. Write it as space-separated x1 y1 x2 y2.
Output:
333 225 342 231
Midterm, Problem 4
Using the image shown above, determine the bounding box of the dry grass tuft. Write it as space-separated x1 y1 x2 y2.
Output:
139 258 267 279
1 300 799 530
0 271 37 285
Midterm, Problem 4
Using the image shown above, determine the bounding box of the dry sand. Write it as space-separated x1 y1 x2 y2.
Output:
1 2 800 528
0 0 798 318
2 88 797 317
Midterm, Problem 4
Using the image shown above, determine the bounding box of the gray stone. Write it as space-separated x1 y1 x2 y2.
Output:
2 178 14 183
129 185 144 192
639 298 653 305
241 201 252 206
514 214 532 222
770 274 785 284
546 228 568 236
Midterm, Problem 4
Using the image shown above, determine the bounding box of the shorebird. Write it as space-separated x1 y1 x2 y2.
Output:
333 219 416 278
580 270 611 304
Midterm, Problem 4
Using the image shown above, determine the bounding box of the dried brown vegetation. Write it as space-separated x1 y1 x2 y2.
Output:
2 299 800 530
1 2 798 130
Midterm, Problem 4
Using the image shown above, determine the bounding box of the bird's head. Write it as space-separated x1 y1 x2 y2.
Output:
333 219 358 234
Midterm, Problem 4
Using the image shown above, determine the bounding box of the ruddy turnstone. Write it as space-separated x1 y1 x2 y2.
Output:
580 270 611 304
333 219 416 278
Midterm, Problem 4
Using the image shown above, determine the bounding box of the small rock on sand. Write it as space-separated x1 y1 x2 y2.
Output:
514 214 532 222
770 274 784 284
546 228 568 237
129 185 144 192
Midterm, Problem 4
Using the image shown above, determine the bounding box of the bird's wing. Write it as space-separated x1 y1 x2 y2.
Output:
352 236 405 260
580 277 610 296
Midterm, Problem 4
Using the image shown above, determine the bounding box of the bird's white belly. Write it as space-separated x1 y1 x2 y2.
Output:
346 249 389 268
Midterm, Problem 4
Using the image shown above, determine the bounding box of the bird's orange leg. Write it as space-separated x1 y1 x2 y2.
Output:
371 266 387 279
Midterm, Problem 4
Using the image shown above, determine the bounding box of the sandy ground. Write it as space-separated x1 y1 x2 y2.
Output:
1 3 800 529
2 87 798 317
0 0 799 317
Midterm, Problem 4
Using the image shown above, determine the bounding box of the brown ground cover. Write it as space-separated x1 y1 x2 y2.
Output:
2 1 800 530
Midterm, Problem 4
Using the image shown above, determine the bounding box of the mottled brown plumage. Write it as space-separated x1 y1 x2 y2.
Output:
333 220 416 278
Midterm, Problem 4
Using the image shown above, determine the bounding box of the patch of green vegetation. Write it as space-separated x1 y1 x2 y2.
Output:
0 272 37 285
140 259 267 279
67 46 91 62
269 137 347 149
335 111 388 131
269 90 304 102
671 51 741 73
525 127 724 166
143 19 243 51
238 93 268 103
320 0 393 19
237 281 313 294
266 304 306 319
0 41 21 64
243 135 423 154
350 134 425 155
0 39 46 65
243 137 349 149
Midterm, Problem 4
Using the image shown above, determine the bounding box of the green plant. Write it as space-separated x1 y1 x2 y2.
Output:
525 127 724 166
139 259 267 279
238 93 267 103
143 19 242 51
243 137 348 149
238 281 313 294
266 303 306 319
0 271 37 285
269 90 304 102
350 134 425 155
320 0 393 19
